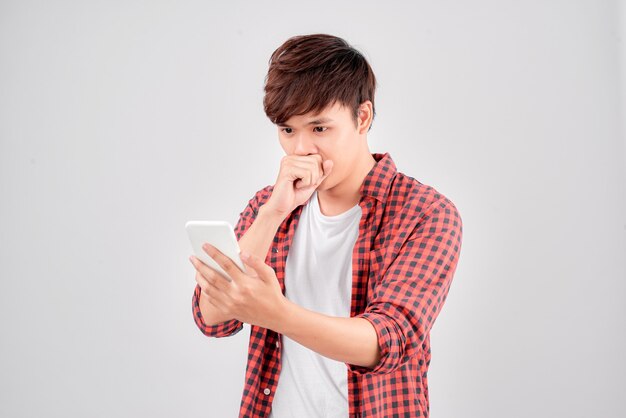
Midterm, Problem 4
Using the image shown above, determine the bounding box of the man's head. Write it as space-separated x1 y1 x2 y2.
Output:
263 34 378 194
263 34 377 131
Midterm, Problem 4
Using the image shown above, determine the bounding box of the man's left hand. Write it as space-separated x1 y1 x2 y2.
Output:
190 243 287 331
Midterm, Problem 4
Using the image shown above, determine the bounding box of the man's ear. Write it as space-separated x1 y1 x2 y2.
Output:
357 100 374 134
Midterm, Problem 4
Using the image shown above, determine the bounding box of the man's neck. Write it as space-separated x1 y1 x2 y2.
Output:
317 152 377 217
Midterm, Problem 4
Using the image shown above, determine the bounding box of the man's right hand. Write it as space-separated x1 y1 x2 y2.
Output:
263 154 333 218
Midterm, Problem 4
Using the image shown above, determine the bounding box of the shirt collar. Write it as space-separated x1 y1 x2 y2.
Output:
359 152 397 203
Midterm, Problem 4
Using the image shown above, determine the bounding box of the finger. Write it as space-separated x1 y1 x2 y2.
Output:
299 157 323 182
202 285 226 311
308 160 333 189
317 160 333 183
195 270 225 301
240 251 274 282
303 157 324 183
322 159 333 176
191 255 211 283
196 272 217 302
195 270 210 295
202 267 231 293
197 273 232 312
292 163 327 189
286 154 323 167
295 178 311 190
288 164 316 187
238 257 260 279
203 243 244 283
190 255 232 284
205 288 228 312
285 157 323 185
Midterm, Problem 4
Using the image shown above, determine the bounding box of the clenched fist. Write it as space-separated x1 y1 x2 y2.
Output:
263 154 333 217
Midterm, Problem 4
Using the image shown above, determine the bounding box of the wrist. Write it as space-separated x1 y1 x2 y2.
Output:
273 296 298 335
258 203 288 227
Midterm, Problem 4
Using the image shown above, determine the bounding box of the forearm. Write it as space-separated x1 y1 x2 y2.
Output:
237 204 285 261
275 298 381 369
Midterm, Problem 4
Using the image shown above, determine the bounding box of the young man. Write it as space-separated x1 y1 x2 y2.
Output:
189 34 463 418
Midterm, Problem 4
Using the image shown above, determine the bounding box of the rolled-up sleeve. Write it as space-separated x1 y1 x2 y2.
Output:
192 284 244 337
191 186 272 338
348 197 463 375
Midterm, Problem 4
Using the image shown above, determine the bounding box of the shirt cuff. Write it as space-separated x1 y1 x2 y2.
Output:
346 311 403 376
192 284 243 338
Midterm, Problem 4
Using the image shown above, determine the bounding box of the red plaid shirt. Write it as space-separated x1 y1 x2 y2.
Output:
192 152 463 417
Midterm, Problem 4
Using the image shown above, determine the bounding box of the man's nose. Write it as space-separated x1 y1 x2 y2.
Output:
293 133 317 155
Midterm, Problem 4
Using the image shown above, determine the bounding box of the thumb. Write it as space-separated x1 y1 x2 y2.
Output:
322 159 334 177
317 160 333 185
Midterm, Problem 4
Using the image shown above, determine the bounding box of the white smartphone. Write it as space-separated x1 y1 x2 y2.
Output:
185 221 246 282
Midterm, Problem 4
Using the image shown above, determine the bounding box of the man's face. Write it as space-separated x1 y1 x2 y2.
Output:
277 101 366 191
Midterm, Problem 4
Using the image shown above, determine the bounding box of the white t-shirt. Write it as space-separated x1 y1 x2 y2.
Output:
269 190 362 418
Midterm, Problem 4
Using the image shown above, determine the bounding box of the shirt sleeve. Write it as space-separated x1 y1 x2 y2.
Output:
191 187 271 338
347 196 463 375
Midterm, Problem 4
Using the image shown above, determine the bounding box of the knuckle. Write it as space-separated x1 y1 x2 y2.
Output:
239 285 251 297
198 282 209 294
206 275 216 286
222 259 235 272
201 268 211 278
230 289 244 303
195 271 206 284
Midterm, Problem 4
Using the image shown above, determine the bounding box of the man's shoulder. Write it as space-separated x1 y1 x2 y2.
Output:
244 184 274 210
253 184 275 200
390 170 460 216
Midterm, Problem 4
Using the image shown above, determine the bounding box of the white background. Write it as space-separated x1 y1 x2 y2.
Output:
1 1 625 417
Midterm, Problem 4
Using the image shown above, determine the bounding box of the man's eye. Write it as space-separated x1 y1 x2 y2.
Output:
313 126 327 133
281 128 293 134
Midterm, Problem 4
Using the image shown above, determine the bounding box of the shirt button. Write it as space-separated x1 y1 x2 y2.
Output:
276 340 280 348
272 247 278 253
263 388 271 396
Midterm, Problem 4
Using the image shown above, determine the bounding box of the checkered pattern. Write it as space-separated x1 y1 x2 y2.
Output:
192 152 463 417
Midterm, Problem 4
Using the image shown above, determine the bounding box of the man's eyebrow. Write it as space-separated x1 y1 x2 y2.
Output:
306 117 334 125
278 117 334 128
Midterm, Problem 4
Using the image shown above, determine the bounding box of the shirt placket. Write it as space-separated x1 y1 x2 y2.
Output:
257 206 305 417
348 195 379 417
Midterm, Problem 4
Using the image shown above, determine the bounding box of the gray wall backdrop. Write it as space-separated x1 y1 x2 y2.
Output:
1 1 625 417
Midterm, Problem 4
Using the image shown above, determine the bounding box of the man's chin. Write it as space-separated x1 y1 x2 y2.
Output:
316 178 332 191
